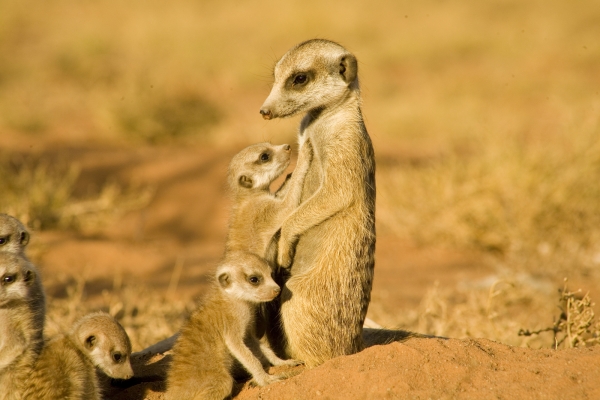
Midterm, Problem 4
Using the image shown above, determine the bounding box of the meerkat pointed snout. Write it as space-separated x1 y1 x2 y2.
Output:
260 39 359 120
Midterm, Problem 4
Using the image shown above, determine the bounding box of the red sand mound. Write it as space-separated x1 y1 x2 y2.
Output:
108 337 600 400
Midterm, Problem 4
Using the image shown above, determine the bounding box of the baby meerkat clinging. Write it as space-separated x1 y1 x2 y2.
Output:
135 141 313 357
0 253 45 381
0 214 30 257
166 251 300 400
14 312 133 400
226 140 312 258
260 39 376 367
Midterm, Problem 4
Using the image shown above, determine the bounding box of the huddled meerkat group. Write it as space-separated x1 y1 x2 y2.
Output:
0 214 133 400
0 39 417 400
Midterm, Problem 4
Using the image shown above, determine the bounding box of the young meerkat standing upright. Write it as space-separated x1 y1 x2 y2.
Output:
0 253 45 384
137 141 312 356
13 312 133 400
166 251 298 400
0 214 30 257
260 39 376 367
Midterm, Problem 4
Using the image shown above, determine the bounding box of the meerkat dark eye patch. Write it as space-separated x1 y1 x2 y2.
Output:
293 74 307 85
258 151 271 163
112 352 124 363
286 71 313 90
247 275 261 286
1 274 16 285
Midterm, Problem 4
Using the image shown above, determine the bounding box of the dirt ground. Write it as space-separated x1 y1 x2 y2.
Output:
11 140 596 399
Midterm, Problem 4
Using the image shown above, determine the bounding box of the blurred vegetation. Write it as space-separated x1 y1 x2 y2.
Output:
1 0 599 348
0 153 153 231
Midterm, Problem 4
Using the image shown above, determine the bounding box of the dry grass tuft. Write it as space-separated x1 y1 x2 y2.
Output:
0 154 154 232
45 274 196 351
519 279 600 349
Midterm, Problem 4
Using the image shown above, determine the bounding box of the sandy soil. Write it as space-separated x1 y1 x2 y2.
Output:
104 338 600 400
13 140 600 399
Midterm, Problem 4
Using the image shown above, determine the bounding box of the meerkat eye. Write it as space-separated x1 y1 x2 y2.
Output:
293 74 307 86
112 352 124 363
1 274 16 285
248 275 261 286
259 153 270 162
0 236 7 246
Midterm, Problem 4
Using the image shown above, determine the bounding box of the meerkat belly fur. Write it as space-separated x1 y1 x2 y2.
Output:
260 39 376 367
13 312 133 400
166 252 299 400
0 253 45 392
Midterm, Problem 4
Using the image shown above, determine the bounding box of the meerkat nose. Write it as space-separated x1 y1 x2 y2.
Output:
260 109 272 120
283 144 291 152
273 287 281 295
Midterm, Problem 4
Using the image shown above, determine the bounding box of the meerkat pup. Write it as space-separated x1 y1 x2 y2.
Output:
0 253 45 379
0 214 30 257
137 141 312 356
259 39 376 367
13 312 133 400
166 251 297 400
226 141 312 257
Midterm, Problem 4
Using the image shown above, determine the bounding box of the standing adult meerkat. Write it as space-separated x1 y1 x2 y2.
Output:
260 39 376 367
0 214 30 257
0 253 45 379
166 251 300 400
13 312 133 400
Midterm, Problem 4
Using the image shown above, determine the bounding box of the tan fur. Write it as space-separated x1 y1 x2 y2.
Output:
0 253 45 392
166 251 300 400
13 312 133 400
135 142 312 357
0 214 30 257
260 39 376 367
226 141 312 257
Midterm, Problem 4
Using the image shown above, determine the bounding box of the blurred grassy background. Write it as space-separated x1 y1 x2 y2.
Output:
1 0 599 349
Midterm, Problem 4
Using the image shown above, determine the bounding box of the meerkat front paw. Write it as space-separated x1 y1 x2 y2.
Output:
254 373 284 387
279 358 304 367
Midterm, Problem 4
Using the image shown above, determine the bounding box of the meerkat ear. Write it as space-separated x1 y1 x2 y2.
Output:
20 232 29 246
238 175 253 189
23 270 34 283
218 272 231 288
339 54 358 85
85 335 97 350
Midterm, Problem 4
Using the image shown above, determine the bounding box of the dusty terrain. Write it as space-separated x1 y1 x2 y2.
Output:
2 0 600 398
12 141 598 400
